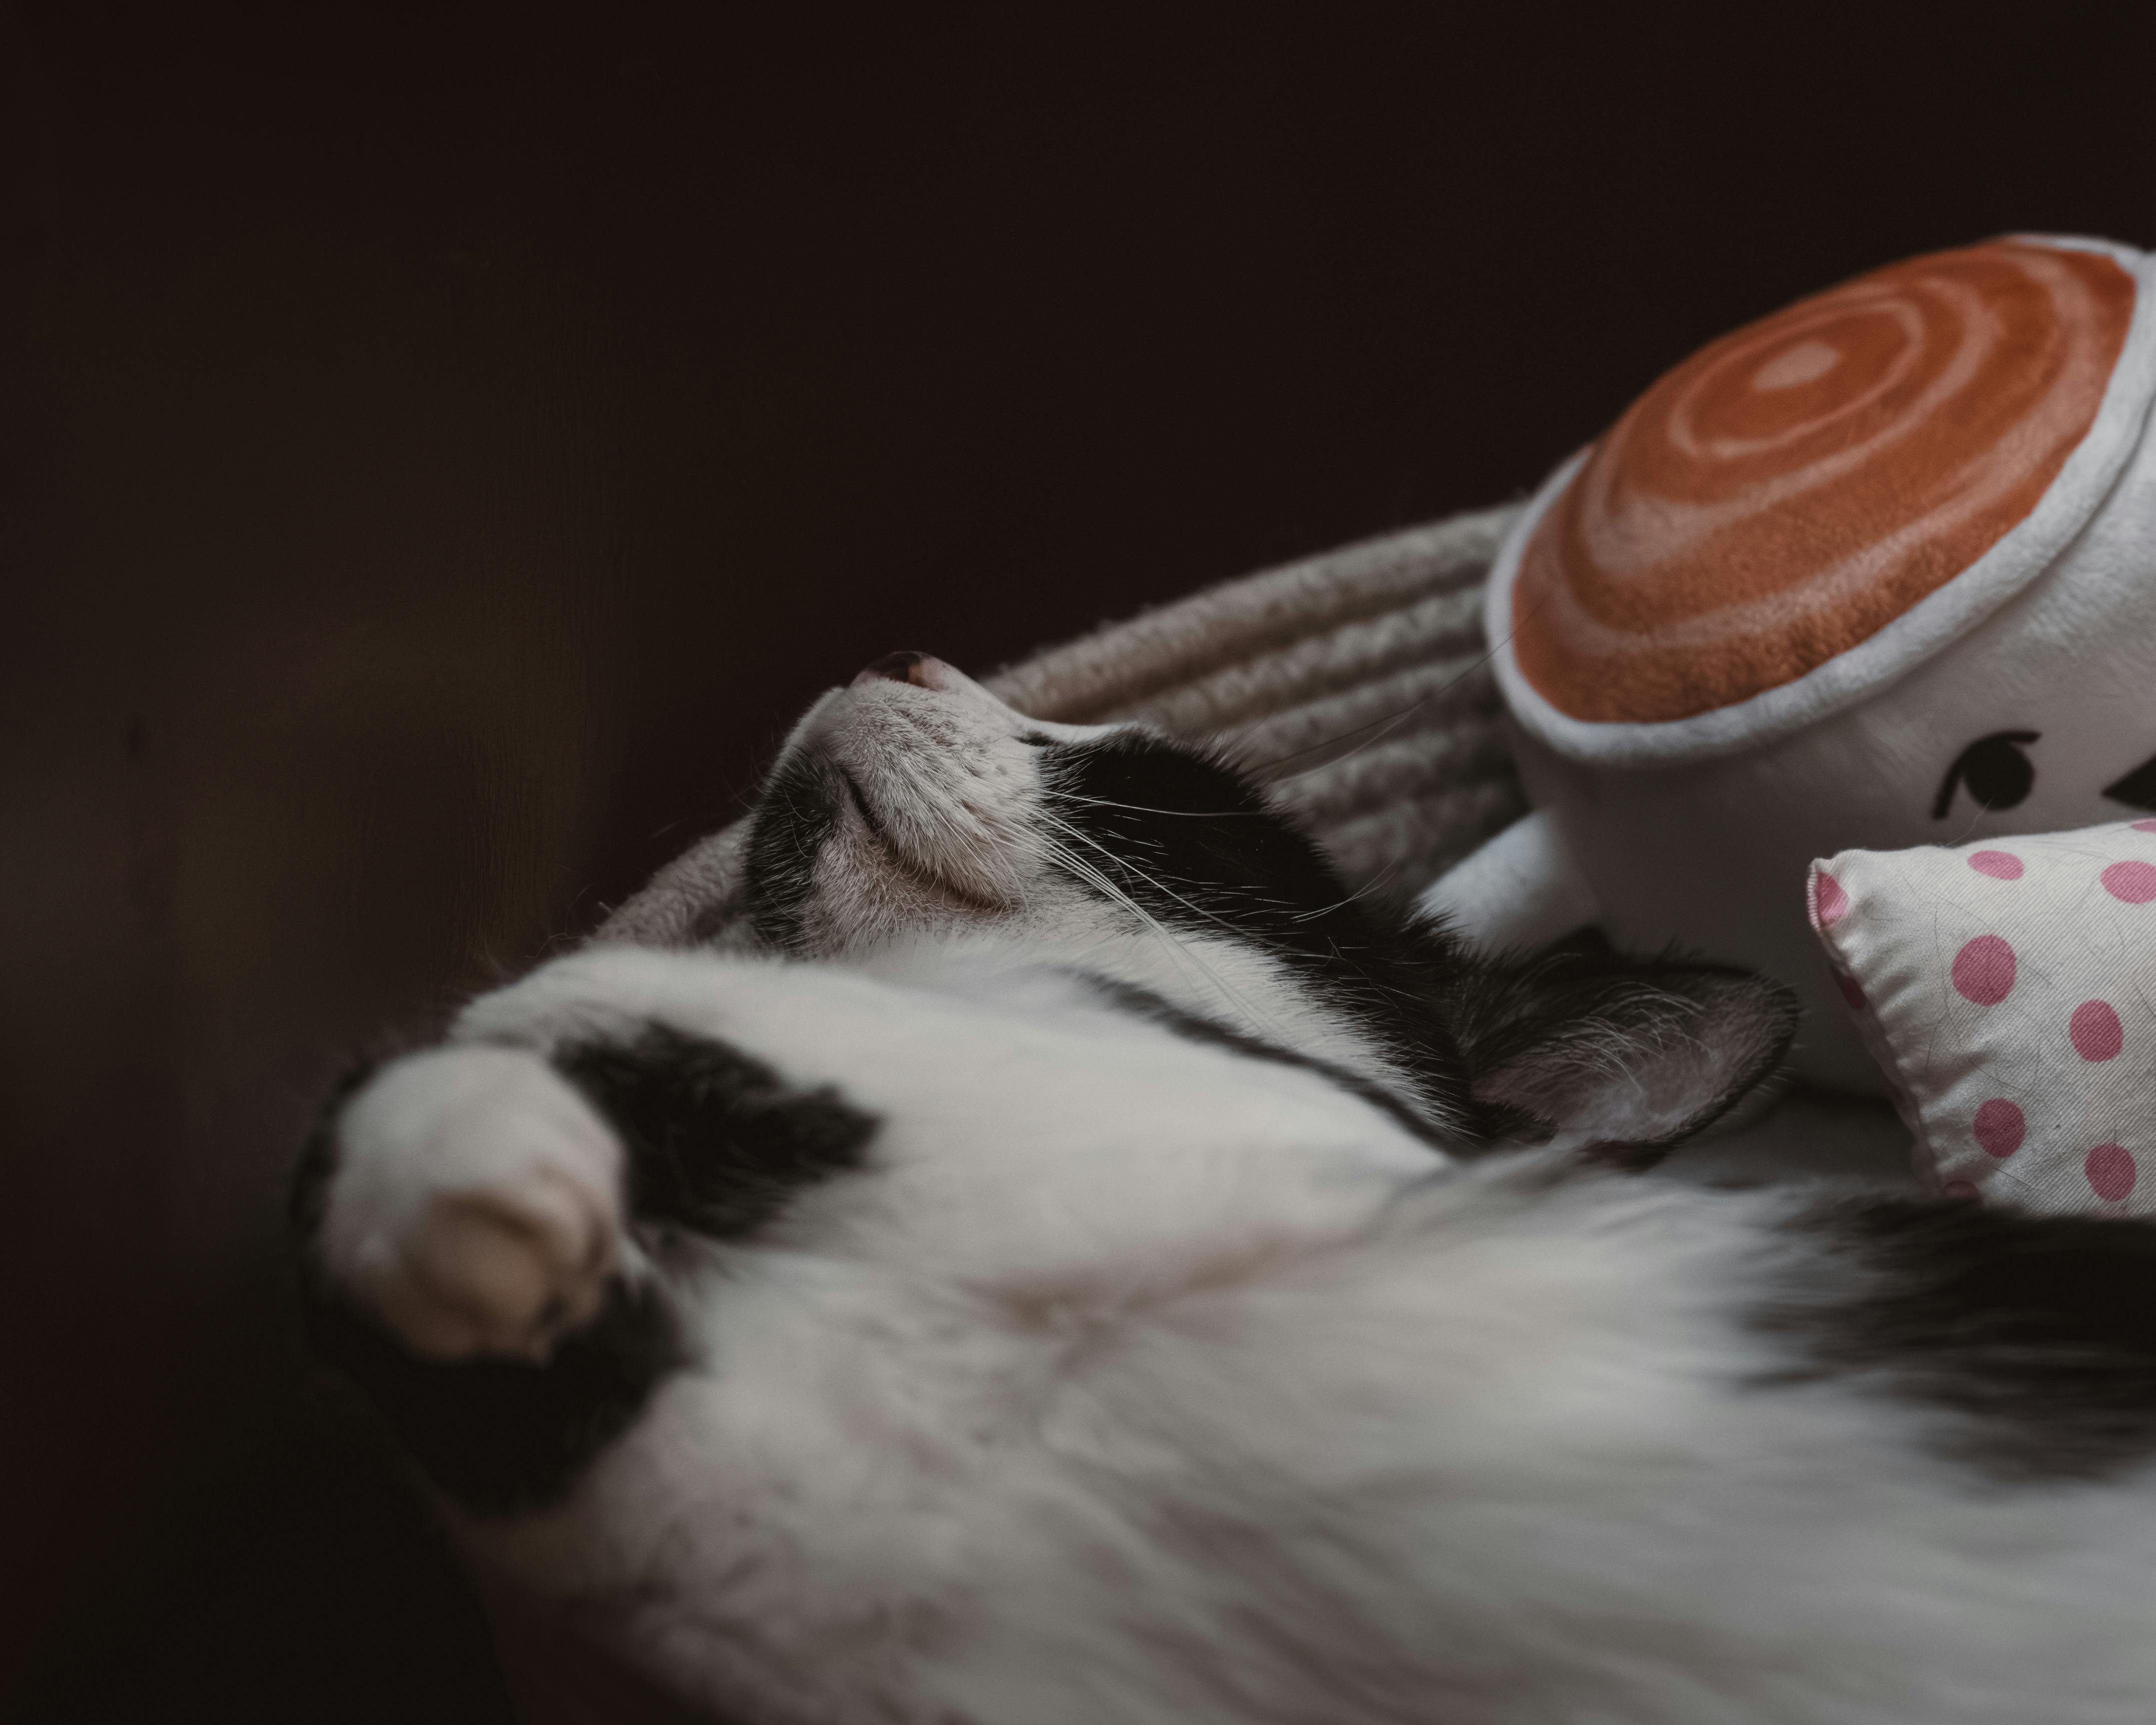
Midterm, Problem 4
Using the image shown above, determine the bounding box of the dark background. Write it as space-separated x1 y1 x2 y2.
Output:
6 5 2152 1717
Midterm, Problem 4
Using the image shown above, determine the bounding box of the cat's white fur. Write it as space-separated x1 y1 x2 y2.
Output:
315 661 2156 1722
333 946 2156 1723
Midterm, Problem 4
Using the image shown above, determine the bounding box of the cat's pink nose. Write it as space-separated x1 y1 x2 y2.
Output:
853 651 951 689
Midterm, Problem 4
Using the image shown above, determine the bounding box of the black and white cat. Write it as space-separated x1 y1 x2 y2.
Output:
298 653 2156 1723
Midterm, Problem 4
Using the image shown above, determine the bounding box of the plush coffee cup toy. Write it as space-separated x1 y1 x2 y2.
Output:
1424 236 2156 1091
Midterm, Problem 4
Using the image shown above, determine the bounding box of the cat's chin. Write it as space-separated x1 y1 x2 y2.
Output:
791 680 1044 917
774 783 1034 958
847 836 1026 932
825 754 1025 915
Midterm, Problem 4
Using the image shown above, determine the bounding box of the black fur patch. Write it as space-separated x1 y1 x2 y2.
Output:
288 1031 876 1516
1763 1197 2156 1481
1039 731 1485 1130
742 752 843 951
288 1072 679 1517
555 1024 879 1239
304 1278 680 1517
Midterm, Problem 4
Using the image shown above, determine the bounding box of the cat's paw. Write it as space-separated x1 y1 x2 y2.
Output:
321 1046 626 1362
367 1164 619 1361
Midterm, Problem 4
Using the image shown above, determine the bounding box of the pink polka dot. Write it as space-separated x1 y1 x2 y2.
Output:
2134 819 2156 834
1951 935 2015 1006
1967 850 2023 880
1833 971 1865 1010
1810 871 1849 929
2071 1000 2124 1061
2102 860 2156 903
1940 1179 1982 1202
2087 1143 2138 1202
1972 1098 2025 1159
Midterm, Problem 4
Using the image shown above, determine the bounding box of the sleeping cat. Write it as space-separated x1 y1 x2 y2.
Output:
297 652 2156 1723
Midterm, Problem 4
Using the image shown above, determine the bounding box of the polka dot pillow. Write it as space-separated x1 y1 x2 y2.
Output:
1808 820 2156 1212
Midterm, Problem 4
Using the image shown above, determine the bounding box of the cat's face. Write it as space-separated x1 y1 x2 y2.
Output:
738 651 1429 1092
740 651 1407 978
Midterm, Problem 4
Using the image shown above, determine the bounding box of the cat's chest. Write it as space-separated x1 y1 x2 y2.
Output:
849 927 1434 1124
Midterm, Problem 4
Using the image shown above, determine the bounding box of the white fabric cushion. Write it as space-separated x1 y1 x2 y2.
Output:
1808 818 2156 1211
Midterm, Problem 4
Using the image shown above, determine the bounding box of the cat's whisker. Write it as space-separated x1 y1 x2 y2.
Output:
1046 792 1274 819
1032 834 1264 1024
1286 875 1399 923
1039 816 1294 1039
1035 837 1188 955
1217 697 1426 778
1042 812 1251 943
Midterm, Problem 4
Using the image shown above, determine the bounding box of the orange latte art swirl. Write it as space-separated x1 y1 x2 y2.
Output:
1513 241 2136 723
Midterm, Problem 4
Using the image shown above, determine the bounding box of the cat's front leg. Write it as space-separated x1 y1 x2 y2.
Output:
293 1044 676 1516
317 1046 629 1361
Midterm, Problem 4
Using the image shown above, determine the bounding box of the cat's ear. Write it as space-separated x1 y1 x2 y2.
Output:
1452 951 1798 1165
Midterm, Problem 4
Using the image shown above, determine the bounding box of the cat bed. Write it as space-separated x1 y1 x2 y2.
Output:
597 505 1532 946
